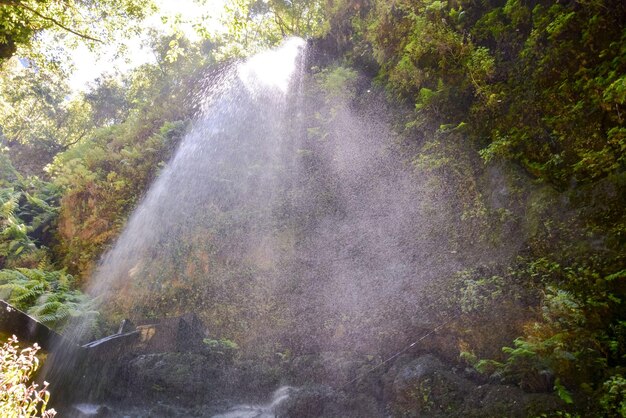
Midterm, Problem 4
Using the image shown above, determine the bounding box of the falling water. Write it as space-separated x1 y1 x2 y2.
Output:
45 38 309 414
46 36 518 416
57 34 471 361
75 34 447 351
86 37 307 312
212 386 293 418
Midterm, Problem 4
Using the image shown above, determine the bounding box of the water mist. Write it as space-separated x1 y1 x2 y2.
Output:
46 36 508 416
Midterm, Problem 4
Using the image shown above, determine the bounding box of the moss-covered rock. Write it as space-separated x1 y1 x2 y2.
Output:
123 352 223 401
383 354 564 417
388 354 473 417
274 384 381 418
460 384 564 417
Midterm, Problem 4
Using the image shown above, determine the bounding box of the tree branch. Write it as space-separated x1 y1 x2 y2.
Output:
17 3 103 43
61 129 88 149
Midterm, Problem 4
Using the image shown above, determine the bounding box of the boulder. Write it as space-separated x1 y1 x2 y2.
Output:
460 384 564 417
122 352 223 401
275 384 337 418
288 351 381 387
387 354 474 417
275 384 382 418
383 354 564 418
221 359 283 400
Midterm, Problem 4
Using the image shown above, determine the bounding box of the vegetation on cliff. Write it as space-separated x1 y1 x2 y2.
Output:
0 0 624 415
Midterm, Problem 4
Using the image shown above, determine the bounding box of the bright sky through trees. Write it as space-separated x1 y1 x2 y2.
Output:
60 0 225 91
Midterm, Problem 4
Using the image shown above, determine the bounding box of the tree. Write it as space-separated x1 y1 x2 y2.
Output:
0 0 155 62
0 59 94 175
83 75 130 126
220 0 325 54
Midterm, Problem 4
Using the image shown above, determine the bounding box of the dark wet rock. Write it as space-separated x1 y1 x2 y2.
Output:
334 392 385 418
149 403 182 417
75 344 289 408
63 401 229 418
223 359 283 399
350 360 387 402
380 354 415 400
460 384 564 417
462 366 487 383
288 351 381 387
122 352 223 401
382 354 564 418
275 385 338 418
387 354 474 417
61 349 564 418
275 384 382 418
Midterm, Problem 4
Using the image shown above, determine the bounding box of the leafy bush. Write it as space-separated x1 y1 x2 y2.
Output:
0 188 35 263
0 268 97 331
0 335 56 417
459 262 626 412
0 172 60 269
203 338 240 364
600 374 626 417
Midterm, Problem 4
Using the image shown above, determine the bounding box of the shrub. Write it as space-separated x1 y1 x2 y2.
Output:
0 268 97 331
0 335 56 417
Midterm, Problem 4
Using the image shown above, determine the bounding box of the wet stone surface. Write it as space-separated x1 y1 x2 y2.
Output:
59 351 565 418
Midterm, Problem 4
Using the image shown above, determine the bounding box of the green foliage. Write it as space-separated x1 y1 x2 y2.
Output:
555 378 574 405
50 118 187 280
458 263 626 409
315 66 358 101
0 0 154 62
361 0 626 186
44 33 209 279
341 3 626 410
460 351 504 377
0 2 622 415
220 0 325 55
0 188 34 261
600 375 626 417
83 76 131 126
203 338 239 351
0 268 96 331
203 337 240 363
0 173 60 269
0 60 94 175
458 273 506 315
0 335 56 417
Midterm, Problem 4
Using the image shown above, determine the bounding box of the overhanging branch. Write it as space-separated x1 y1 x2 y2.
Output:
10 2 104 43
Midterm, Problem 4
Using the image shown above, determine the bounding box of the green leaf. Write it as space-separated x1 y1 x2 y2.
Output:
554 378 574 404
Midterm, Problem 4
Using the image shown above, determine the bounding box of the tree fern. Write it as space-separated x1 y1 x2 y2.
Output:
0 267 97 332
0 177 61 266
11 281 46 305
0 282 23 300
0 188 19 220
31 302 70 326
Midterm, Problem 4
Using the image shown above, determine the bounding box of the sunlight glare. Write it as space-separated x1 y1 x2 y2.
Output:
237 37 306 93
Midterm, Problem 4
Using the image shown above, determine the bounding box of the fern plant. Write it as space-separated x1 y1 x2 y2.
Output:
0 173 61 269
0 268 97 331
0 188 34 260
